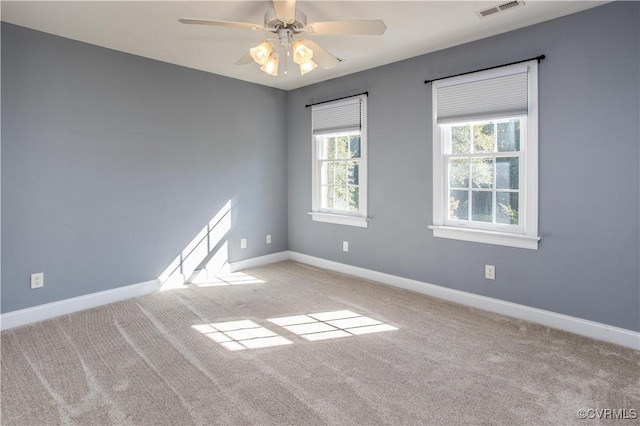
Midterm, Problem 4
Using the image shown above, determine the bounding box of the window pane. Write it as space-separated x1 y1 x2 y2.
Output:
449 158 469 188
497 192 519 225
336 135 349 159
451 125 470 154
473 123 495 153
320 162 336 186
497 120 520 152
348 187 360 211
321 185 331 209
472 191 492 222
350 135 361 158
334 162 347 186
318 137 329 160
496 157 519 189
328 137 337 159
449 190 468 221
334 186 348 210
348 162 359 185
471 157 493 188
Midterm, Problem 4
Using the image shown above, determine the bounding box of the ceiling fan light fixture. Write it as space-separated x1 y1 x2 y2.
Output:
250 41 273 65
292 41 313 65
180 0 387 79
260 53 280 76
299 59 318 75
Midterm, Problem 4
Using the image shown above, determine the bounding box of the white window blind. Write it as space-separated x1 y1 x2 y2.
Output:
434 66 529 124
312 97 362 134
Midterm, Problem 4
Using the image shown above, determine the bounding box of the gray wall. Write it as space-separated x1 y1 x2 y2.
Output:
2 23 288 313
3 2 639 332
287 2 640 331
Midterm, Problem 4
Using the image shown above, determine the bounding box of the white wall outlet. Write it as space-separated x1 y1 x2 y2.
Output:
266 234 272 244
31 272 44 289
485 265 495 280
343 241 349 252
241 238 247 249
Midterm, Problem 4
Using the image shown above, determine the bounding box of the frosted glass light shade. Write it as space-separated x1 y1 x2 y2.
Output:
250 41 272 66
260 54 279 76
292 41 313 65
299 60 318 76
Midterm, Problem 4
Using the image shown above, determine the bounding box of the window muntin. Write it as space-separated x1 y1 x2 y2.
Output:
317 131 361 213
445 117 523 232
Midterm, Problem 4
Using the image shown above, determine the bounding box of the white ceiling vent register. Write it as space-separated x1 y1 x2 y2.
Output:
477 1 526 18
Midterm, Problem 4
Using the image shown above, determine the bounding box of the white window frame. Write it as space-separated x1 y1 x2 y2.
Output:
310 95 368 228
429 61 540 249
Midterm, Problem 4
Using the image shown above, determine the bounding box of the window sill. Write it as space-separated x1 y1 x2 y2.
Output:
429 225 539 250
309 212 369 228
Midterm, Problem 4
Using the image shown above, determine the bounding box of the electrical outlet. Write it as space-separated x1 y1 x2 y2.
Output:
485 265 495 280
241 238 247 249
266 234 272 244
343 241 349 252
31 272 44 289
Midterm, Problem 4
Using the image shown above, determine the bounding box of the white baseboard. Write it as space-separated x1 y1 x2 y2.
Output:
229 251 290 273
3 251 638 351
0 249 289 331
286 251 640 351
0 279 161 331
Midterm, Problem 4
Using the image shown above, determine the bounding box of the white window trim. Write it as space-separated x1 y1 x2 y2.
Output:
430 60 540 249
308 211 368 228
310 95 368 228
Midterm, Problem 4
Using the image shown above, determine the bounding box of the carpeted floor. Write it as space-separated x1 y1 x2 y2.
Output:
1 260 639 425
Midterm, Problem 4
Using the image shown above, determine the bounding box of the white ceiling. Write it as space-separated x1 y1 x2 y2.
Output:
1 1 607 90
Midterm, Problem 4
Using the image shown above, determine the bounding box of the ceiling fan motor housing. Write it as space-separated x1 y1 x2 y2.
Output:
264 9 308 33
278 28 294 47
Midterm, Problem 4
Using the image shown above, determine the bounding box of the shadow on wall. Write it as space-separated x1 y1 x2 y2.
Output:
157 199 235 290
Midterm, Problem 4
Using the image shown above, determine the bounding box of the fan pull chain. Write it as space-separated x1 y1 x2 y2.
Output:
285 34 292 75
284 47 289 75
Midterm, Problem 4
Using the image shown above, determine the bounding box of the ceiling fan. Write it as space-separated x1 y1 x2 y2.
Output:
179 0 387 77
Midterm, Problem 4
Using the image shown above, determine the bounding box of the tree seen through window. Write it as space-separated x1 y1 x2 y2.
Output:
448 119 521 225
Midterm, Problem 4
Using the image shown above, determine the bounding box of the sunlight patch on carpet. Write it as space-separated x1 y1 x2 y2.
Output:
192 320 292 351
268 310 398 341
189 271 265 287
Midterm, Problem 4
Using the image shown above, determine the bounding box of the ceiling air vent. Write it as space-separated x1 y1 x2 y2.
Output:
477 1 525 18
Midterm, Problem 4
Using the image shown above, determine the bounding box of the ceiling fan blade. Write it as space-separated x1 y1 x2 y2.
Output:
235 52 253 65
273 0 296 24
306 20 387 35
299 39 341 70
178 18 264 31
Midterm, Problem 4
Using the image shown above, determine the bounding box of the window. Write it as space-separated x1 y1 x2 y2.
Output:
310 95 368 227
430 61 540 249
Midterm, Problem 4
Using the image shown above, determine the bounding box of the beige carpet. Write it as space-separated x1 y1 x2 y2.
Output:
1 260 638 425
